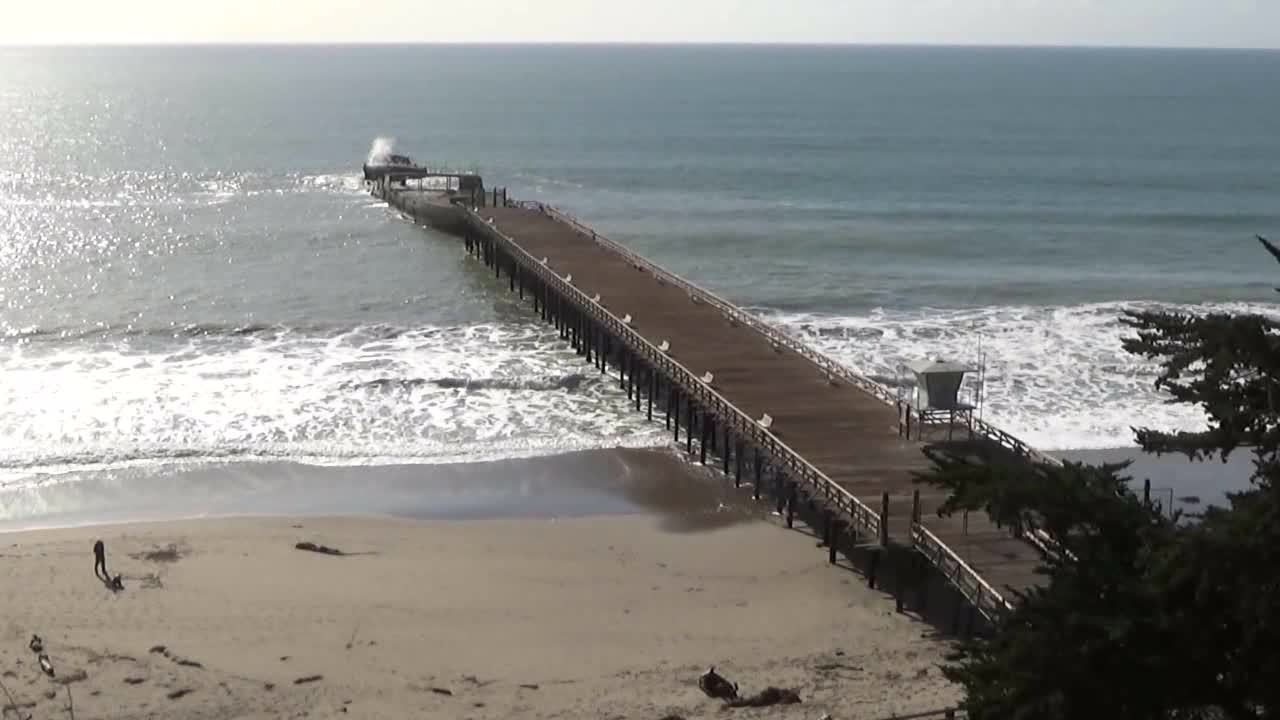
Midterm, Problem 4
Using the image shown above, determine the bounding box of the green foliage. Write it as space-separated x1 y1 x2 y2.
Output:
919 237 1280 720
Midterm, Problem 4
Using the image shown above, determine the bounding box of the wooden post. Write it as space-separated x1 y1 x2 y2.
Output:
868 550 881 589
910 489 920 547
699 416 709 465
785 482 797 528
672 391 680 441
828 518 839 564
666 387 674 431
753 450 762 501
635 367 642 411
686 400 694 455
879 491 890 548
734 440 743 487
917 554 929 613
647 372 654 421
1143 478 1151 506
722 425 731 475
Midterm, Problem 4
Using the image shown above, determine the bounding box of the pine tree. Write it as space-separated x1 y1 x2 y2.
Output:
919 237 1280 719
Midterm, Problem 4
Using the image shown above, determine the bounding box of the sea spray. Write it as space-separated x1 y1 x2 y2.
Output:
366 136 397 165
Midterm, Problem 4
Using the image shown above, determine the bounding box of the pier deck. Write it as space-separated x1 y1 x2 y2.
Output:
385 185 1047 625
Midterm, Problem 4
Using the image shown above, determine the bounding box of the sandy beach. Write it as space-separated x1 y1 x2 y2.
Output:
1 511 958 719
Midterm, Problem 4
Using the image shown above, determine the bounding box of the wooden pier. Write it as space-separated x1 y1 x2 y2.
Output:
374 180 1054 631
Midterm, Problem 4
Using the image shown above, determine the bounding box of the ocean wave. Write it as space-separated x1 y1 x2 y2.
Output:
0 321 665 484
763 300 1280 452
344 374 590 393
0 433 667 491
2 321 412 344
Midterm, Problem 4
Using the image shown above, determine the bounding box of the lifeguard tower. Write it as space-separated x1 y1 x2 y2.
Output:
899 358 977 441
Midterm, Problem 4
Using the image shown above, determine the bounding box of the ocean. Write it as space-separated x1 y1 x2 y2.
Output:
2 44 1278 523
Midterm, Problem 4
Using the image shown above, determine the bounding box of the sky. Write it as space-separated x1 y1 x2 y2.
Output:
0 0 1278 49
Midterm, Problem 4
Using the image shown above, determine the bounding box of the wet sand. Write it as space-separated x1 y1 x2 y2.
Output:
1054 446 1257 516
0 448 756 532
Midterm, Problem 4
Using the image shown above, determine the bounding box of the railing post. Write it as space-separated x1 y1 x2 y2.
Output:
910 489 921 548
880 491 890 547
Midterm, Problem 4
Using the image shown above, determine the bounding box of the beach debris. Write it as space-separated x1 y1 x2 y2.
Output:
726 686 801 708
294 675 323 685
430 687 453 696
38 654 54 678
131 544 184 563
149 646 203 669
27 636 42 654
697 666 738 701
124 677 145 685
518 683 539 691
295 542 345 556
166 688 194 700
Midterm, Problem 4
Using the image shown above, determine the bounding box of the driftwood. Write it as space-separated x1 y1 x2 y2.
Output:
295 542 345 556
726 687 801 708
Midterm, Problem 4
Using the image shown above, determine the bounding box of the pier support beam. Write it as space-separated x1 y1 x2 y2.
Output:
785 482 797 529
699 414 709 465
672 391 681 442
734 440 743 487
722 425 731 475
647 372 654 421
753 450 762 500
686 401 694 455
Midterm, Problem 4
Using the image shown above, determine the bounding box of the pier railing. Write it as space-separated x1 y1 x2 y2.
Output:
540 205 1056 470
471 201 1070 623
911 523 1012 619
466 208 885 543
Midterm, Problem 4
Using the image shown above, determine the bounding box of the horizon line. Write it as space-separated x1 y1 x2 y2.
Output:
2 40 1279 52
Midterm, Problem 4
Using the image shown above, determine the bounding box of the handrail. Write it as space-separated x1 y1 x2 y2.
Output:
541 205 1058 468
911 523 1013 620
464 208 884 541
